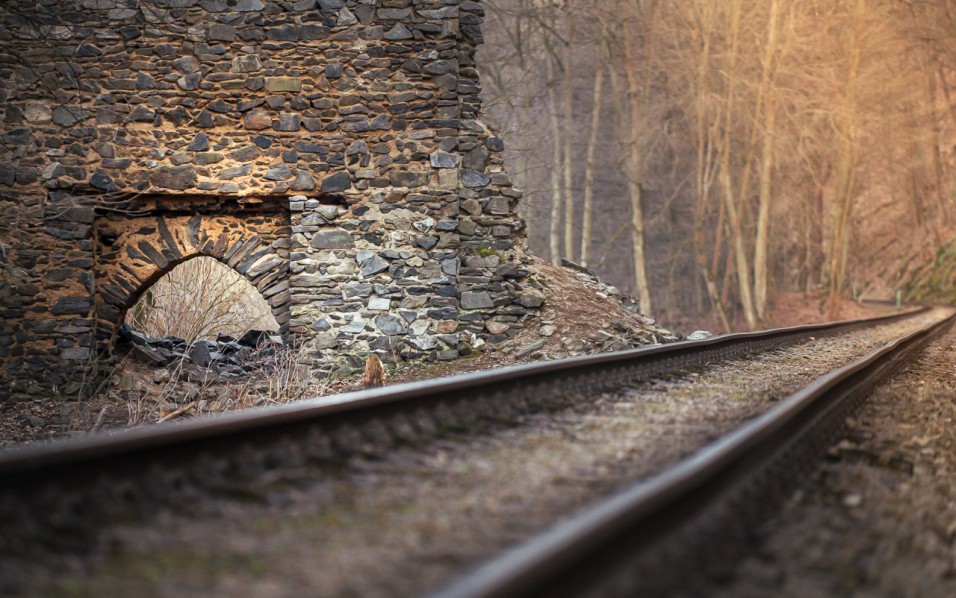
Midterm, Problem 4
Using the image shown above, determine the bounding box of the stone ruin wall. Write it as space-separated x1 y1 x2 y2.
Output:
0 0 539 398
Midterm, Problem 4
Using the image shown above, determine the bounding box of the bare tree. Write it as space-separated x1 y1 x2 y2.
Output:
480 0 956 327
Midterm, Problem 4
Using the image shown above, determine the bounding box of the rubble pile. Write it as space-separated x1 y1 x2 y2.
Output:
493 259 682 361
117 324 282 379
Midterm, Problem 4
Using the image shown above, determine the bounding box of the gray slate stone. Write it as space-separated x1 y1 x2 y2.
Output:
416 236 439 250
267 25 298 41
194 152 223 165
516 340 547 358
517 293 545 308
89 170 117 191
385 24 413 40
430 152 460 168
322 171 351 193
236 0 265 10
129 344 170 367
129 106 155 122
52 106 90 127
220 164 251 179
186 133 209 151
367 297 391 311
463 147 490 171
76 44 102 57
208 24 236 41
375 314 407 335
311 229 354 249
177 73 202 90
346 140 367 156
173 56 200 74
291 171 315 191
50 297 93 316
233 55 261 72
316 205 339 220
461 291 494 310
201 0 227 11
314 333 337 349
152 165 196 190
61 347 92 361
337 7 357 25
461 169 491 188
189 341 214 368
406 335 438 351
341 319 366 334
424 60 457 75
264 163 293 181
345 283 373 297
325 64 344 78
390 171 427 188
360 255 390 276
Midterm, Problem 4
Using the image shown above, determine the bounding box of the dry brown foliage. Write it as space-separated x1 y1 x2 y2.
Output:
363 354 385 388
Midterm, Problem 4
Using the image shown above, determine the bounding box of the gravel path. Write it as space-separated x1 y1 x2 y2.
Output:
706 318 956 598
1 310 948 598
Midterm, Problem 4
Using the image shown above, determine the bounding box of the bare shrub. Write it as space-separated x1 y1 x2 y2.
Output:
126 256 278 343
116 341 329 427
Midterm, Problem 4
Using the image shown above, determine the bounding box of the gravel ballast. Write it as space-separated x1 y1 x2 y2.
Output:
709 319 956 598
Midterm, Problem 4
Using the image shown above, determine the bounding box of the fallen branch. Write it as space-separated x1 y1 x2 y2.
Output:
157 401 197 423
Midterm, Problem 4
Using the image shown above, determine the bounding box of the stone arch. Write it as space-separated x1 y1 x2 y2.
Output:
93 197 291 352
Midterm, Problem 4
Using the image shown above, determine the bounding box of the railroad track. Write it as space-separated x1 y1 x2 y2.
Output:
0 306 949 595
434 308 955 597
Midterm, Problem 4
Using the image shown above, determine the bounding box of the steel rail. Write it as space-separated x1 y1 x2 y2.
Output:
0 307 928 489
430 309 955 598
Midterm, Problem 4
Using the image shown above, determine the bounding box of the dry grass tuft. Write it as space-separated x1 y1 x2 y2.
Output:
126 256 278 344
118 341 331 426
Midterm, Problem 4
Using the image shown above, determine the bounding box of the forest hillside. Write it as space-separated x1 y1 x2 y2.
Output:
477 0 956 330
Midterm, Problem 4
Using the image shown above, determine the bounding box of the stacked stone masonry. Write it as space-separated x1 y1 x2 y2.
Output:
0 0 536 398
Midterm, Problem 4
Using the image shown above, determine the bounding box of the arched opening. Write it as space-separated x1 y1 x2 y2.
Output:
125 256 278 344
116 256 282 374
92 194 293 362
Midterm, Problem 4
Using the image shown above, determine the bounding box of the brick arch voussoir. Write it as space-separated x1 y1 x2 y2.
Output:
96 232 291 346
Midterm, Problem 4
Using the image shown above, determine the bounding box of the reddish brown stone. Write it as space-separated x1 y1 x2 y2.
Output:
243 110 272 130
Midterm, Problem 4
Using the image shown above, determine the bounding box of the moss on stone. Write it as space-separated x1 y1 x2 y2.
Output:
903 241 956 303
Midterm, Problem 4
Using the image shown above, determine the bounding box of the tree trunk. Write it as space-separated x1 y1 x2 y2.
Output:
581 61 605 267
719 0 758 330
688 2 730 330
753 102 776 321
562 10 576 262
826 0 864 319
623 8 653 314
753 0 781 322
546 56 563 266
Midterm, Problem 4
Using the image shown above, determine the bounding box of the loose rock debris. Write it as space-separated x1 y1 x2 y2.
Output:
118 324 282 377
